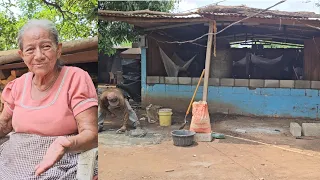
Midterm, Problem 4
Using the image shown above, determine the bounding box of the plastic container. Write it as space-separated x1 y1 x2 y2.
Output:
171 130 196 147
158 108 172 126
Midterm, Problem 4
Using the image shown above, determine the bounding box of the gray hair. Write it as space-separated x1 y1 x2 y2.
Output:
17 19 59 50
17 19 63 68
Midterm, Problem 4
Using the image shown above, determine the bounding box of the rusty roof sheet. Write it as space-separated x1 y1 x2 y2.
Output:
198 5 320 20
99 5 320 21
98 11 201 19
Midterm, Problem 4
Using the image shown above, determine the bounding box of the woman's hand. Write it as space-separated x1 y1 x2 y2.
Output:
35 136 72 176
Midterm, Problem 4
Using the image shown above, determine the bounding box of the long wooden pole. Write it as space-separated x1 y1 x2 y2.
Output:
0 36 98 65
202 21 214 101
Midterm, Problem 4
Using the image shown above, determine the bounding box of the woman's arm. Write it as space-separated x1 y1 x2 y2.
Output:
66 106 98 153
35 106 98 176
0 108 13 138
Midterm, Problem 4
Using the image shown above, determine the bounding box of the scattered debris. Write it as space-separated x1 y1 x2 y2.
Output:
128 127 148 137
146 104 162 124
235 129 247 133
165 169 174 172
212 133 225 139
140 117 146 121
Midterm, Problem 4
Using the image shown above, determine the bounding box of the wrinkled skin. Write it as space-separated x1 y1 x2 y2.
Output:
17 26 98 177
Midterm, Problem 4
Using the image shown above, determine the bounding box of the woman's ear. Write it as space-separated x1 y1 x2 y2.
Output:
18 50 23 59
56 43 62 59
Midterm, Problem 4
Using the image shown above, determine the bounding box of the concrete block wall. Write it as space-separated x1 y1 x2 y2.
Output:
146 76 320 90
144 76 320 119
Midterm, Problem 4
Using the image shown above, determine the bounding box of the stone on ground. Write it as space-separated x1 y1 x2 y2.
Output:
194 133 213 142
302 123 320 137
290 122 301 137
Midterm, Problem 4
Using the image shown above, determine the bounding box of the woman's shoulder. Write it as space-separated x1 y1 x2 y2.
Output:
65 66 88 75
64 66 92 84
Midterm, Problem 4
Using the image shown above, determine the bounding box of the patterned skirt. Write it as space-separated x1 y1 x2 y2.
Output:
0 132 97 180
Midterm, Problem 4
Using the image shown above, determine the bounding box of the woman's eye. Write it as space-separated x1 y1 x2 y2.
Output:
43 45 51 49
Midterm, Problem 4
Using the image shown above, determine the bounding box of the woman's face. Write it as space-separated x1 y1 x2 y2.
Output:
18 27 62 76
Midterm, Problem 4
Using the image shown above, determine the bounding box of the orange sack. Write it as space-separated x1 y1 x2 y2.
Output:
189 101 211 133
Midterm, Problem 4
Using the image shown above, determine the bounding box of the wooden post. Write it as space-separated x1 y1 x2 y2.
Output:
246 52 250 78
202 21 215 101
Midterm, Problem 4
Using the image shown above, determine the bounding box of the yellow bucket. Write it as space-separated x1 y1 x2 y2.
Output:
158 108 173 126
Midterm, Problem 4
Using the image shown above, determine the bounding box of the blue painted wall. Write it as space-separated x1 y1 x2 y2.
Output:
145 84 320 119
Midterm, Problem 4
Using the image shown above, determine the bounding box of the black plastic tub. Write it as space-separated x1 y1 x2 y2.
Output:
171 130 196 147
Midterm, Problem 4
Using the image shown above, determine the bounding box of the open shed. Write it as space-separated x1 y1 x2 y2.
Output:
99 5 320 119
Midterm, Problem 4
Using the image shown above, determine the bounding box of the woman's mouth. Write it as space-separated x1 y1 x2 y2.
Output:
33 64 46 67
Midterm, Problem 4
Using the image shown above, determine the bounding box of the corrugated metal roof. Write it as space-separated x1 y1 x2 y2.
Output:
99 5 320 21
98 11 201 19
198 5 320 20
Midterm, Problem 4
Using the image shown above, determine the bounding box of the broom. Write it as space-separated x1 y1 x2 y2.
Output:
179 69 205 130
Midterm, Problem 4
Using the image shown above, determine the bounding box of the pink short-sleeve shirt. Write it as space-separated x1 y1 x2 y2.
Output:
1 66 98 136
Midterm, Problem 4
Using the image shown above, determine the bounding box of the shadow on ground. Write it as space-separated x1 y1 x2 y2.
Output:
99 110 320 152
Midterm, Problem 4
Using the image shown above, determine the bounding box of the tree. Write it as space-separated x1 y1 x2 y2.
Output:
98 1 178 56
0 0 97 51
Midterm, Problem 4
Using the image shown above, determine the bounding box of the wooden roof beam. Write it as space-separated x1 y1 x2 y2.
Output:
206 14 320 30
0 50 97 70
144 22 204 31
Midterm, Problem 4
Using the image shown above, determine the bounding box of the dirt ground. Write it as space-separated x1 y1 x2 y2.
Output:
98 113 320 180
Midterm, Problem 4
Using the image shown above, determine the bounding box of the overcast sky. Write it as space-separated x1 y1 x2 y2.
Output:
174 0 320 13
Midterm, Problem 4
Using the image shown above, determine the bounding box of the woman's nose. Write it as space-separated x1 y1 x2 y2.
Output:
34 48 45 60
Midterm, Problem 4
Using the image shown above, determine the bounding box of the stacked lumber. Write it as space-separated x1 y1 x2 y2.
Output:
0 69 28 112
0 91 3 112
0 69 28 89
0 37 98 66
1 70 17 86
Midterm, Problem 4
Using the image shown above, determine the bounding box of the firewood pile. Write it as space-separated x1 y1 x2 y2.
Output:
0 68 29 112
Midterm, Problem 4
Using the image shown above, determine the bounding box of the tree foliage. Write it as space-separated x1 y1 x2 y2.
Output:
0 0 97 51
98 1 178 56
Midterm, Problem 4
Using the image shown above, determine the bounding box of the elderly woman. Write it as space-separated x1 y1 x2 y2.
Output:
0 19 98 179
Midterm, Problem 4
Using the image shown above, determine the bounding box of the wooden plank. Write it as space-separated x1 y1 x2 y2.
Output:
0 70 5 79
205 14 320 29
0 62 25 70
144 22 204 31
304 38 320 81
202 21 214 101
61 49 98 64
0 37 98 65
0 50 98 70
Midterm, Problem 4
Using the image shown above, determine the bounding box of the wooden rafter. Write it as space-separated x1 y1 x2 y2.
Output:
0 37 98 65
0 49 98 70
144 22 204 31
